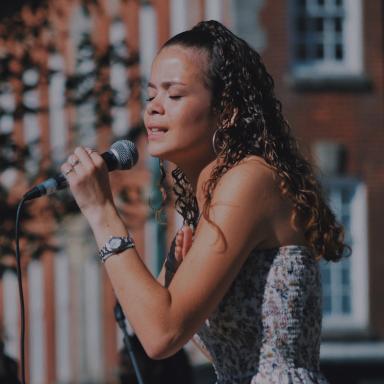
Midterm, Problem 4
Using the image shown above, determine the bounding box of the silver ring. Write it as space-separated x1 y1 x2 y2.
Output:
86 148 97 155
68 155 80 167
64 167 74 176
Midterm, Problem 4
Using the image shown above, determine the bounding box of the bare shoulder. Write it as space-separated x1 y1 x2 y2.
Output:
212 155 280 203
198 155 283 250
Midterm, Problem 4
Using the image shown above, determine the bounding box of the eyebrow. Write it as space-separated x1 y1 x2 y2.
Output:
147 81 187 89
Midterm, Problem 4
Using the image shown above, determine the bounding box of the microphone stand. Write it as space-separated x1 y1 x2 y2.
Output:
114 301 145 384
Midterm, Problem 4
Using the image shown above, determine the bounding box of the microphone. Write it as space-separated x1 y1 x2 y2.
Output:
23 140 138 201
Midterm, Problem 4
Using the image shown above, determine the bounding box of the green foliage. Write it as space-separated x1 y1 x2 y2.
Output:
0 134 39 274
0 2 142 272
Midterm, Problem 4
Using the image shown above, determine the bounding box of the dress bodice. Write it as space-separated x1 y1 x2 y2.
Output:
165 243 329 384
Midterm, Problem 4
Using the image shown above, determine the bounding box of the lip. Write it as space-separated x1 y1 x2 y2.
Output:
147 126 168 140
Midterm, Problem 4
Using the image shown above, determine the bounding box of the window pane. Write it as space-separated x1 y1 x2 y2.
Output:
335 0 343 7
297 0 307 10
341 186 354 204
296 16 308 33
335 43 343 59
334 17 343 32
341 266 350 286
323 294 332 315
322 267 331 285
316 44 324 59
315 17 324 32
341 214 350 233
296 44 308 60
342 294 351 314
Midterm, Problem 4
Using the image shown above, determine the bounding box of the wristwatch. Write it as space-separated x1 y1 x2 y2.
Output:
98 236 135 263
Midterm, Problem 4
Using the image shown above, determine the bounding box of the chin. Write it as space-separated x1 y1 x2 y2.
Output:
147 142 175 161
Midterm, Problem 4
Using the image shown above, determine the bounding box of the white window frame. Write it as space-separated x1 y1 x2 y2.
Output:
290 0 363 78
321 177 369 332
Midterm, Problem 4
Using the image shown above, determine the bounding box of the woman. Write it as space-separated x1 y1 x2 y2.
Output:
61 21 346 383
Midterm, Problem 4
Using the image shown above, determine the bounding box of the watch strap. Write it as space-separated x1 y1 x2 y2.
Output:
98 236 135 263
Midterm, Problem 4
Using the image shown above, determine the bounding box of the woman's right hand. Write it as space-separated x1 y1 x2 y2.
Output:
60 146 117 226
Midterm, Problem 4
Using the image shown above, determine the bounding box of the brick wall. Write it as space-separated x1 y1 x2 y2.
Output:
261 0 384 337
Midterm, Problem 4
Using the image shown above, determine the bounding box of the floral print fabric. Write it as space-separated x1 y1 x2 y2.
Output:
165 244 329 383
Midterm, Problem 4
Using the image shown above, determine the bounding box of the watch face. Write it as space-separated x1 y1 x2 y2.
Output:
108 237 122 251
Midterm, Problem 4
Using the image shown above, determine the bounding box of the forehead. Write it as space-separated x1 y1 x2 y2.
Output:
150 45 209 86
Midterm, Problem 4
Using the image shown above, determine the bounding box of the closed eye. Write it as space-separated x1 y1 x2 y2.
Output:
169 95 182 100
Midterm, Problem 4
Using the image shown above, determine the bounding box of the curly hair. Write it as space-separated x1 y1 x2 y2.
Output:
159 20 347 262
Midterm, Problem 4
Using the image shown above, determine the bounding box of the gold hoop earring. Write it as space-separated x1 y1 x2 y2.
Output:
212 128 223 156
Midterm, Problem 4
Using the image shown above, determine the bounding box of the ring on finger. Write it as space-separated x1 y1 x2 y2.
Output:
85 147 97 155
69 156 80 167
64 166 74 176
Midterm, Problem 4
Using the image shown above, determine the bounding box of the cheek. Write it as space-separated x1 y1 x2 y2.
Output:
143 108 150 125
176 100 214 130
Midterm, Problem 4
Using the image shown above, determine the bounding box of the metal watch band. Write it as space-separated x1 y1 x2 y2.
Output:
98 236 135 263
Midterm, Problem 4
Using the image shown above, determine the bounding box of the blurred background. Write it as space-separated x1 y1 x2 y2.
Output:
0 0 383 383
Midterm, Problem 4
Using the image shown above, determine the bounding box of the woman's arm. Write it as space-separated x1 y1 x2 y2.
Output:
63 148 276 359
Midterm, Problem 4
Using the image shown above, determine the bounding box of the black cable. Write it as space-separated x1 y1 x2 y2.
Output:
15 197 145 384
114 301 145 384
15 197 27 384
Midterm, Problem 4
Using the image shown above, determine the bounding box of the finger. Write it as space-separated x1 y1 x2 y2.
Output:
182 225 193 258
68 154 80 167
175 230 183 246
74 146 95 172
84 147 97 155
86 147 107 170
175 230 184 263
175 245 183 263
61 163 75 179
63 166 74 177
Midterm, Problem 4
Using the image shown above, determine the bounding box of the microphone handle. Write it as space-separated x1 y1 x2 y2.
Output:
23 151 119 201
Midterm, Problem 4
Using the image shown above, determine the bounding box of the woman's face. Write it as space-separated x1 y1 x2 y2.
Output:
143 45 217 166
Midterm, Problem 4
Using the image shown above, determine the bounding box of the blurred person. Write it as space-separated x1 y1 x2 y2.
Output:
61 21 346 383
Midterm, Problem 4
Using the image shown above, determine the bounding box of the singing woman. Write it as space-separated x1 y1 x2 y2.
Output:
61 20 346 383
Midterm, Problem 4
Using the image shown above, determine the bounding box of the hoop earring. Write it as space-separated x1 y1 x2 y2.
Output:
212 128 223 156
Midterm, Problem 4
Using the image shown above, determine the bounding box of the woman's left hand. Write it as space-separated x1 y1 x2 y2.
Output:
175 225 193 265
60 146 116 223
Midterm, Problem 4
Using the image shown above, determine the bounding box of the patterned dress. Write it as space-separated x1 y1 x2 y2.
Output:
165 242 329 384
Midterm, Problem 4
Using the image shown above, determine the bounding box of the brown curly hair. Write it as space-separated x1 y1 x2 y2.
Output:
159 20 347 262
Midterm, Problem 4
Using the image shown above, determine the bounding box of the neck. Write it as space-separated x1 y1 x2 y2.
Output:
175 154 217 205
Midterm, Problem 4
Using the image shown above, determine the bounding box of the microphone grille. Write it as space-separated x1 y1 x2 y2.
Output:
111 140 139 170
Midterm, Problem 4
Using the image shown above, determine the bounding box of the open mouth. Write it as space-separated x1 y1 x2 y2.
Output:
148 127 168 139
149 127 168 133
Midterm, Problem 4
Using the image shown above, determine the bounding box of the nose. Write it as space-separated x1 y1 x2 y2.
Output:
146 96 165 115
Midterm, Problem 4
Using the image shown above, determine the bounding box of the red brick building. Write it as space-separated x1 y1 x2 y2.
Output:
258 0 383 333
241 0 383 382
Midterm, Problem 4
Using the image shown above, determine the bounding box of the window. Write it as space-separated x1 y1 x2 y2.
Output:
291 0 363 78
320 177 368 332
